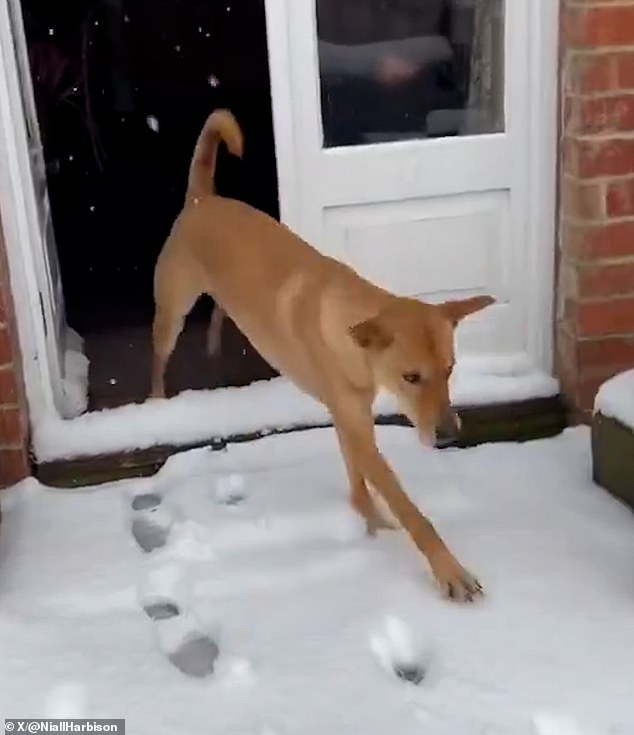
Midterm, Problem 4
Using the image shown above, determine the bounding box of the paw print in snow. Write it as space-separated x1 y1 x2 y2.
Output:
370 616 429 685
130 492 174 552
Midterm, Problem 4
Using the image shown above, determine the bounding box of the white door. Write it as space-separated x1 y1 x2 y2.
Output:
266 0 554 369
1 0 68 412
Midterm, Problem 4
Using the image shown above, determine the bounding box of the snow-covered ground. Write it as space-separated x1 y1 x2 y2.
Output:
1 426 634 734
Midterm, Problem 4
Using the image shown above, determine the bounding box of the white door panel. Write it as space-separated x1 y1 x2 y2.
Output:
317 135 510 207
323 190 517 356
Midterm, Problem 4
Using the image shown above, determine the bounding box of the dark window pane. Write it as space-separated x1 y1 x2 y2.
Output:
316 0 504 147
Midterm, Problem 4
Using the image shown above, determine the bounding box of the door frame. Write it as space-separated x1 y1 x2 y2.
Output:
0 0 559 426
0 0 59 422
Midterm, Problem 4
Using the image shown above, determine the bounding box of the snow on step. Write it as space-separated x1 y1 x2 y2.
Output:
594 368 634 430
32 357 559 462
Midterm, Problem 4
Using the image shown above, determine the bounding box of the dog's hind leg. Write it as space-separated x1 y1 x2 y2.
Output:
150 255 202 399
206 303 226 357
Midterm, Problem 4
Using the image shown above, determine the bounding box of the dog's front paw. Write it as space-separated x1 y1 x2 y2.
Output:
430 554 483 603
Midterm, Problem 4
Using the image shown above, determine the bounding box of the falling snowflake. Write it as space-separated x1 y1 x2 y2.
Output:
226 5 231 11
197 26 203 33
68 155 74 162
205 32 211 38
208 74 220 88
174 44 181 52
89 205 95 212
146 116 159 133
93 19 99 26
48 28 55 36
108 378 117 386
124 14 130 23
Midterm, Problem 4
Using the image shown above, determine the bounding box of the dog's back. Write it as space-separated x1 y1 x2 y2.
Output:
154 110 362 397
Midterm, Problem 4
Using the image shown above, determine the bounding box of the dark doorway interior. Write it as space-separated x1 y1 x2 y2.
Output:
21 0 278 410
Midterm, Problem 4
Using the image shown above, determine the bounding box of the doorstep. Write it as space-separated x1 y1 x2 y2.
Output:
36 394 567 488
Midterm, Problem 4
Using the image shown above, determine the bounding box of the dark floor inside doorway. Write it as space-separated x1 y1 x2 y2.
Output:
86 318 276 411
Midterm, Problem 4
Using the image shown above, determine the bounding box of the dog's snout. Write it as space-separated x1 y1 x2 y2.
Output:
434 411 461 449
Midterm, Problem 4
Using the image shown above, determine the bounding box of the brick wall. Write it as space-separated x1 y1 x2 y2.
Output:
0 213 30 486
557 1 634 420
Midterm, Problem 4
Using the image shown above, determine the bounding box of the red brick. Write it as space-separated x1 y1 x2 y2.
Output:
0 406 24 446
568 0 634 4
563 220 634 260
567 52 634 94
0 446 29 487
0 365 18 404
557 8 634 420
578 335 634 367
0 289 7 326
576 358 634 414
558 259 580 305
578 296 634 337
567 54 613 94
578 372 615 414
571 95 634 135
565 6 634 48
556 365 575 405
616 52 634 89
556 326 579 375
565 137 634 178
562 297 579 328
561 178 604 220
0 327 11 364
562 137 577 176
606 177 634 217
578 261 634 298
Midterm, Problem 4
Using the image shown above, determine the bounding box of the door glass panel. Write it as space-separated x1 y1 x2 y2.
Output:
316 0 504 147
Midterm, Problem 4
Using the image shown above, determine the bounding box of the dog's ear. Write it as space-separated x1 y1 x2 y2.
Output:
349 318 393 350
440 295 495 326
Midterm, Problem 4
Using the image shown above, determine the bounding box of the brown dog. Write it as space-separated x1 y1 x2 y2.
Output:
151 110 494 601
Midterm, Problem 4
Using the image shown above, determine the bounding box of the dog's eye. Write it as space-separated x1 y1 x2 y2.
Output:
402 372 421 385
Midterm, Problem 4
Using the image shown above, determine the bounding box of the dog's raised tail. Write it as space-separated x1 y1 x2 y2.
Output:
187 109 243 200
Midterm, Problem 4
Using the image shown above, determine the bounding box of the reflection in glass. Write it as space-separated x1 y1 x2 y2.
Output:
316 0 504 147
